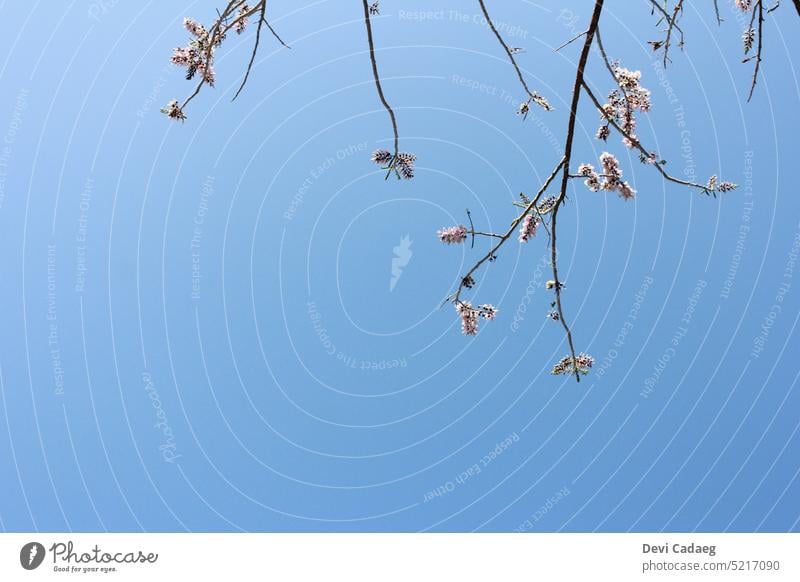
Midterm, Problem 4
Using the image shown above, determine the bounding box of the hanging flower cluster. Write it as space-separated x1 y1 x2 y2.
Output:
736 0 752 10
518 213 541 243
437 225 468 245
578 153 636 200
551 353 594 376
598 65 651 149
371 149 416 179
456 302 497 336
234 4 250 34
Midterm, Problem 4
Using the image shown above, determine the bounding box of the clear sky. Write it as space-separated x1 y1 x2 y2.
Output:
0 0 798 532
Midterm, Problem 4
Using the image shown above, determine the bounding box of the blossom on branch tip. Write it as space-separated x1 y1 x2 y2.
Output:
518 213 541 243
706 175 738 194
395 152 416 179
438 225 468 245
371 149 392 165
456 302 479 335
551 353 594 376
455 302 497 336
372 149 416 180
160 100 186 121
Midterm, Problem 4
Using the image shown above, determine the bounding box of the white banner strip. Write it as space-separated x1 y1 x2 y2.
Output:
1 533 798 581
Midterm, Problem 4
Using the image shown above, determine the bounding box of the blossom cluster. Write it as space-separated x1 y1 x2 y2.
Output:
598 65 651 149
706 175 737 193
438 225 468 245
456 302 497 336
163 8 252 121
371 149 416 179
171 17 224 87
518 213 541 243
578 153 636 200
551 353 594 376
736 0 752 10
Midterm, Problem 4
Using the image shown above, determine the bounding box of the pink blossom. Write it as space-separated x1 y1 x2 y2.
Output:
455 302 497 335
456 303 479 335
518 213 541 242
235 4 250 34
438 225 468 244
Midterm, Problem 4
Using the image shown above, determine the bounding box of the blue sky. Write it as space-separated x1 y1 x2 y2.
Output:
0 0 798 532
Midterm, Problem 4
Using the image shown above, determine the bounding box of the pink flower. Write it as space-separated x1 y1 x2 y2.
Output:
455 302 497 335
235 4 250 34
518 213 541 242
184 18 207 38
438 225 468 244
160 100 186 121
371 149 392 165
456 302 479 335
578 163 601 192
736 0 752 11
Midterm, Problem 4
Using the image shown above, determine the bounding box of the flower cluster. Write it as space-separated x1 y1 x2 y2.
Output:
599 65 651 149
743 27 755 54
438 225 468 245
736 0 752 11
456 302 497 336
371 149 416 179
235 4 250 34
518 213 541 243
171 17 221 86
518 92 552 118
160 99 186 121
551 353 594 376
578 153 636 200
537 195 558 214
706 175 737 193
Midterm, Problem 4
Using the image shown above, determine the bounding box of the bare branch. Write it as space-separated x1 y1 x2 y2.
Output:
362 0 400 156
477 0 552 111
747 0 765 102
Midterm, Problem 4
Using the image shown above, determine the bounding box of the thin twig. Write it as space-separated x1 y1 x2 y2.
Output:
713 0 723 24
477 0 551 110
233 2 266 100
662 0 685 67
747 0 764 102
362 0 400 155
555 30 588 52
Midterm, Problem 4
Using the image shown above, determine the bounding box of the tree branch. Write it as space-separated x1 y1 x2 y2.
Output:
548 0 606 382
477 0 551 111
362 0 399 155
